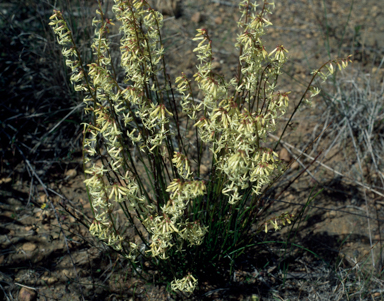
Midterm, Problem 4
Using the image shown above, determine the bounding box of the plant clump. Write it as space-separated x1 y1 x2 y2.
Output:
49 0 351 294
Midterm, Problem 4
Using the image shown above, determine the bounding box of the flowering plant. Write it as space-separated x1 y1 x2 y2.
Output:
49 0 351 293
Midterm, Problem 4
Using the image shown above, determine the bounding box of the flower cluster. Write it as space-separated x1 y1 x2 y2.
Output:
142 176 208 258
176 1 287 204
171 273 198 293
263 212 293 233
49 10 84 91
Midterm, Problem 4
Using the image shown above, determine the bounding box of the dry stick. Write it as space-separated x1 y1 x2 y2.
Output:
14 282 37 291
46 187 92 225
316 118 347 168
268 133 384 198
47 102 84 135
364 129 384 185
27 178 33 207
364 128 384 269
24 159 85 301
276 152 322 201
345 118 375 268
31 102 84 153
309 109 330 158
0 283 11 301
283 146 320 185
210 0 237 7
